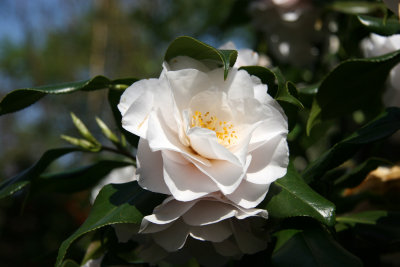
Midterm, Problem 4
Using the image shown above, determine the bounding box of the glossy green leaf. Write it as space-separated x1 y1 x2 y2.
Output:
36 160 133 193
307 50 400 134
303 108 400 183
265 164 336 226
165 36 237 79
272 227 362 267
358 15 400 36
239 66 304 108
334 157 392 188
0 76 136 116
55 181 165 267
0 147 80 199
61 259 80 267
328 2 386 15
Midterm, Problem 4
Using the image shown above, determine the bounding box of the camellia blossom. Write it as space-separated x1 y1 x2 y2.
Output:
118 55 289 208
361 33 400 107
116 194 269 257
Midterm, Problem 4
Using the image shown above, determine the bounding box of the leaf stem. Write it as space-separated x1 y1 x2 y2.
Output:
101 146 136 163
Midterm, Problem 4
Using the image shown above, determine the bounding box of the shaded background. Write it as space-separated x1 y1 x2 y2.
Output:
0 0 382 266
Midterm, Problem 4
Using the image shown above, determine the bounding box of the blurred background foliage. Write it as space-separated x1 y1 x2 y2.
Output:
0 0 399 266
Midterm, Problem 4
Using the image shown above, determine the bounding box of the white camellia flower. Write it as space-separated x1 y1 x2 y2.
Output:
361 33 400 107
115 194 268 257
118 55 288 209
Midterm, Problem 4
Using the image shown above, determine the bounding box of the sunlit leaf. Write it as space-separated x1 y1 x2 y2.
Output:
165 36 237 79
358 15 400 36
265 164 336 226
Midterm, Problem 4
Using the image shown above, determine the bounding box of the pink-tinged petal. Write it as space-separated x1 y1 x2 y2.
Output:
151 219 190 252
187 127 241 165
231 219 267 254
226 179 272 209
189 220 232 242
136 139 170 195
162 152 219 201
182 200 237 226
246 135 289 185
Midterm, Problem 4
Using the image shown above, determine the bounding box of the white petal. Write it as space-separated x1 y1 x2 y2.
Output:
213 237 242 257
246 134 289 185
136 139 170 194
151 219 190 252
113 223 138 243
121 89 153 138
187 127 241 165
162 152 219 201
189 220 232 242
118 78 155 116
182 200 238 226
231 219 267 254
226 179 272 209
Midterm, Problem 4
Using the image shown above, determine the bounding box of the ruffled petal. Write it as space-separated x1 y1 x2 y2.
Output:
226 179 272 209
231 219 267 254
136 139 170 194
162 151 219 201
151 219 190 252
189 220 232 242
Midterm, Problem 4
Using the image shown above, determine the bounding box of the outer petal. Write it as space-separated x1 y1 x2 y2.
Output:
246 134 289 185
226 179 272 209
230 219 267 254
189 220 232 242
151 219 190 252
136 139 170 195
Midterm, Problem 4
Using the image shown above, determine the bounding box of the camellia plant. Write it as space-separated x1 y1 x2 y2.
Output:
1 2 400 266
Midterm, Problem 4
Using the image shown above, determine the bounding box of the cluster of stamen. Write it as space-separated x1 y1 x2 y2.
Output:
190 110 237 146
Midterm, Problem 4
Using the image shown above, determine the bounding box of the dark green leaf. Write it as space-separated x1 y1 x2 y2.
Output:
55 181 165 267
328 2 386 15
303 108 400 183
265 163 336 226
61 259 80 267
307 50 400 134
336 210 388 226
358 15 400 36
108 89 139 147
36 160 133 194
334 157 392 188
272 227 362 267
164 36 237 79
0 147 81 199
0 76 135 116
239 66 304 108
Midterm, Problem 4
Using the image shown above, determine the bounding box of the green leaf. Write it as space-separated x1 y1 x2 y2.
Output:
358 15 400 36
307 50 400 134
36 160 133 194
0 76 135 116
60 259 80 267
303 108 400 183
107 89 139 147
239 66 304 108
334 157 392 188
328 2 386 15
264 163 336 226
336 210 388 226
164 36 237 79
55 181 165 267
0 147 81 199
272 227 362 267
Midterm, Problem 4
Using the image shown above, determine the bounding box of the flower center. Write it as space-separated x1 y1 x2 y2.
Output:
191 110 237 146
